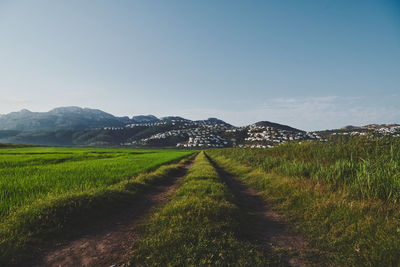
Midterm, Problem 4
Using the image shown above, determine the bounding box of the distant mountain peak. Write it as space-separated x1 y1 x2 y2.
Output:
254 121 303 132
51 106 82 111
194 117 231 126
0 106 122 131
131 115 160 123
49 106 109 114
206 117 229 124
160 116 189 122
341 125 360 130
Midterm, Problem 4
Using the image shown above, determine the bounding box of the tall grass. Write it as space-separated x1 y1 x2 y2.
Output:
207 152 400 266
211 136 400 202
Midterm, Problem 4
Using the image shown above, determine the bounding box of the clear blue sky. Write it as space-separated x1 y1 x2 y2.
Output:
0 0 399 130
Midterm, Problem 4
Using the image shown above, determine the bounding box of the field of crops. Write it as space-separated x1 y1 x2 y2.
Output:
0 147 192 218
0 146 195 264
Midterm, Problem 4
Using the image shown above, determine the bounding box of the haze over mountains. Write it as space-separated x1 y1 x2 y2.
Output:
0 107 191 131
0 106 398 147
0 106 303 146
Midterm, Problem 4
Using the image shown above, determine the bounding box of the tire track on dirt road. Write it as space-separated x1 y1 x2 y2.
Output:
32 159 195 267
207 154 321 267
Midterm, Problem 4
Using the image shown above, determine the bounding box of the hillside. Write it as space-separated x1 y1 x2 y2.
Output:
316 123 400 139
0 106 333 147
1 106 399 147
254 121 303 132
0 107 127 131
0 114 316 148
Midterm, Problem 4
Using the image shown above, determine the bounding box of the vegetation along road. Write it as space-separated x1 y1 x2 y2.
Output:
0 147 194 266
2 136 400 266
37 157 195 267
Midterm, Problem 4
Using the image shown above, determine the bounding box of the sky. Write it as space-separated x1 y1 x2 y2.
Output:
0 0 399 130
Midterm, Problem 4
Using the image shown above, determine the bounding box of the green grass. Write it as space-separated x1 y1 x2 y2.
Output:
0 147 193 218
211 136 400 203
4 137 398 266
0 149 195 265
129 152 283 266
208 141 400 267
0 143 30 148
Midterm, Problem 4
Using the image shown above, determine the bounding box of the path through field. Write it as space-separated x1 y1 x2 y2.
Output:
33 160 194 267
208 156 320 267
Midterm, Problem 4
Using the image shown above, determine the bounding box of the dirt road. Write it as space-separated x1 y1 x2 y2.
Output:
208 157 320 267
33 161 193 267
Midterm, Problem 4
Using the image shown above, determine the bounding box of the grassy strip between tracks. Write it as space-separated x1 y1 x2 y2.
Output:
207 152 400 267
0 152 196 266
128 151 283 266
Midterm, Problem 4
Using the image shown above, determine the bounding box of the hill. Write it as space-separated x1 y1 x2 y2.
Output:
0 107 234 147
2 106 398 148
254 121 304 132
131 115 159 123
0 108 317 147
0 107 127 131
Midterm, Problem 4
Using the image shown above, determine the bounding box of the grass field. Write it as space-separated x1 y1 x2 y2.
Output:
211 136 400 202
2 137 399 266
129 152 283 266
208 137 400 266
0 147 192 218
0 146 194 265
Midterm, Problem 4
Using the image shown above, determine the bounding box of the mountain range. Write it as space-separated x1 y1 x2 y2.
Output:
0 107 231 132
0 106 398 147
0 106 302 146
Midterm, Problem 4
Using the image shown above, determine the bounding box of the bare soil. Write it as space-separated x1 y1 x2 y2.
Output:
209 158 320 267
32 161 193 267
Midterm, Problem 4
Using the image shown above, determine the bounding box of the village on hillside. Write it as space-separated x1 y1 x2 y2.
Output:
114 119 329 148
98 119 400 149
326 124 400 138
